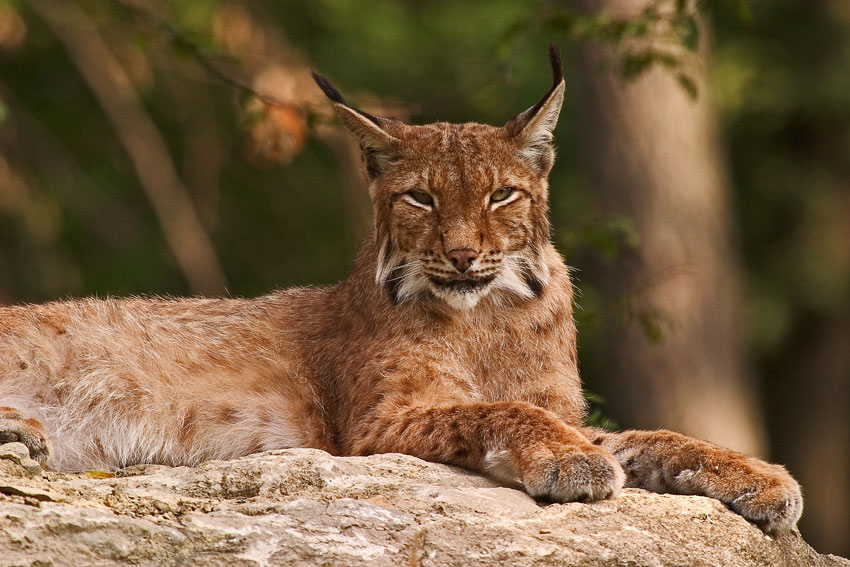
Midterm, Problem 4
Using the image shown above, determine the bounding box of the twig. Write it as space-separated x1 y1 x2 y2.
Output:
111 0 318 118
30 0 228 295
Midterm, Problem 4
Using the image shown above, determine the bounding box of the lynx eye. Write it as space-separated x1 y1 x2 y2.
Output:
490 187 516 203
408 190 434 206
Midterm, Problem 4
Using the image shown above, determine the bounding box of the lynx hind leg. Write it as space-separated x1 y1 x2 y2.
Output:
586 428 803 534
0 407 51 465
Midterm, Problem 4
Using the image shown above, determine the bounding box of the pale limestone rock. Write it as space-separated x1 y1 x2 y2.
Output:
0 445 846 567
0 441 42 477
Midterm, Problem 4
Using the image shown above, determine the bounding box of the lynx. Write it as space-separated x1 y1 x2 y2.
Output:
0 47 801 533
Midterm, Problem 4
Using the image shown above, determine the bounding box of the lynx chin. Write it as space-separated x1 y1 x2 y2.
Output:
0 46 802 534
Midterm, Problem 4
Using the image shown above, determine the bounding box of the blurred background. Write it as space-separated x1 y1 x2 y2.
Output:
0 0 847 555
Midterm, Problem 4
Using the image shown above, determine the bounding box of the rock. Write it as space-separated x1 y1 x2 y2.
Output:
0 441 43 478
0 447 846 567
0 482 61 502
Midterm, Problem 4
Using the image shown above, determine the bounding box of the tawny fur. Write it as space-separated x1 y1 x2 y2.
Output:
0 47 801 533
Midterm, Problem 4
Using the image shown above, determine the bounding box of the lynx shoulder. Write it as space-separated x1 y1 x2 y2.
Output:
0 46 802 534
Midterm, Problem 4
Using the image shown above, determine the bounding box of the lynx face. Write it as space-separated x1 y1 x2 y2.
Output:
371 123 554 310
313 49 565 310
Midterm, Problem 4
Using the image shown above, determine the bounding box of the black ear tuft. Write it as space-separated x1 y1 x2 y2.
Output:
312 69 401 178
503 44 567 175
548 43 563 88
509 44 565 137
311 69 384 127
310 69 348 106
526 43 564 117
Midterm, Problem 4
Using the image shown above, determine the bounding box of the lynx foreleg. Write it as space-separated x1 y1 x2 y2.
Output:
583 428 803 533
354 401 624 502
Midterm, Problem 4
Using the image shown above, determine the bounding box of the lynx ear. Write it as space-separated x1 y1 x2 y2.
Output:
505 44 566 175
311 70 400 178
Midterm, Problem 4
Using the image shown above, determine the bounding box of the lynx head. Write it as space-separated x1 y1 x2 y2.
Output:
313 46 565 310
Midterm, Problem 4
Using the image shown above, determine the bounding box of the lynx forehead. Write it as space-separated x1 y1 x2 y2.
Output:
313 52 565 310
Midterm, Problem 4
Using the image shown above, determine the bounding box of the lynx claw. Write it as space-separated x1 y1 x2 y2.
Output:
523 445 625 503
729 480 804 534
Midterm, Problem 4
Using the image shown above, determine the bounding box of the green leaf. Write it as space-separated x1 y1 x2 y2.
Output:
656 53 682 69
583 391 606 404
620 52 654 79
676 73 699 99
637 311 665 343
622 18 650 38
678 16 700 51
584 391 619 430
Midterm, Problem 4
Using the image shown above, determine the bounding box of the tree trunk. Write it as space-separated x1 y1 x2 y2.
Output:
571 0 766 456
769 311 850 556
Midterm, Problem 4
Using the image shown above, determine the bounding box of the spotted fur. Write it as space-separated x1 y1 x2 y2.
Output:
0 47 801 533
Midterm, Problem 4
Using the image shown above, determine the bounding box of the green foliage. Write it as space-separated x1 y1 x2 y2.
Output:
560 216 640 263
584 392 619 431
499 0 722 99
634 310 666 344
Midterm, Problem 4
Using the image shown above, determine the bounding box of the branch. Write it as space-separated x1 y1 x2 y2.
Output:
30 0 228 295
112 0 320 120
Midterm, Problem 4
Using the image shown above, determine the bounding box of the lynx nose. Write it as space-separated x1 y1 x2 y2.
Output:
447 248 479 273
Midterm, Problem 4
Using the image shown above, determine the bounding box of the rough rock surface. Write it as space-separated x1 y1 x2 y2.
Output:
0 443 846 567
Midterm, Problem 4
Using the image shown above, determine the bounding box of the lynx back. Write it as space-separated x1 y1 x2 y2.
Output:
0 46 802 534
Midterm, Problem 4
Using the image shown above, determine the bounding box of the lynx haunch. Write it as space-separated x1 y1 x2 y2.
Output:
0 46 801 533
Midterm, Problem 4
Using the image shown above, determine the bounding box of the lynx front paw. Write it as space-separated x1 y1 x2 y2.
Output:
723 465 803 534
520 444 625 503
0 407 51 465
